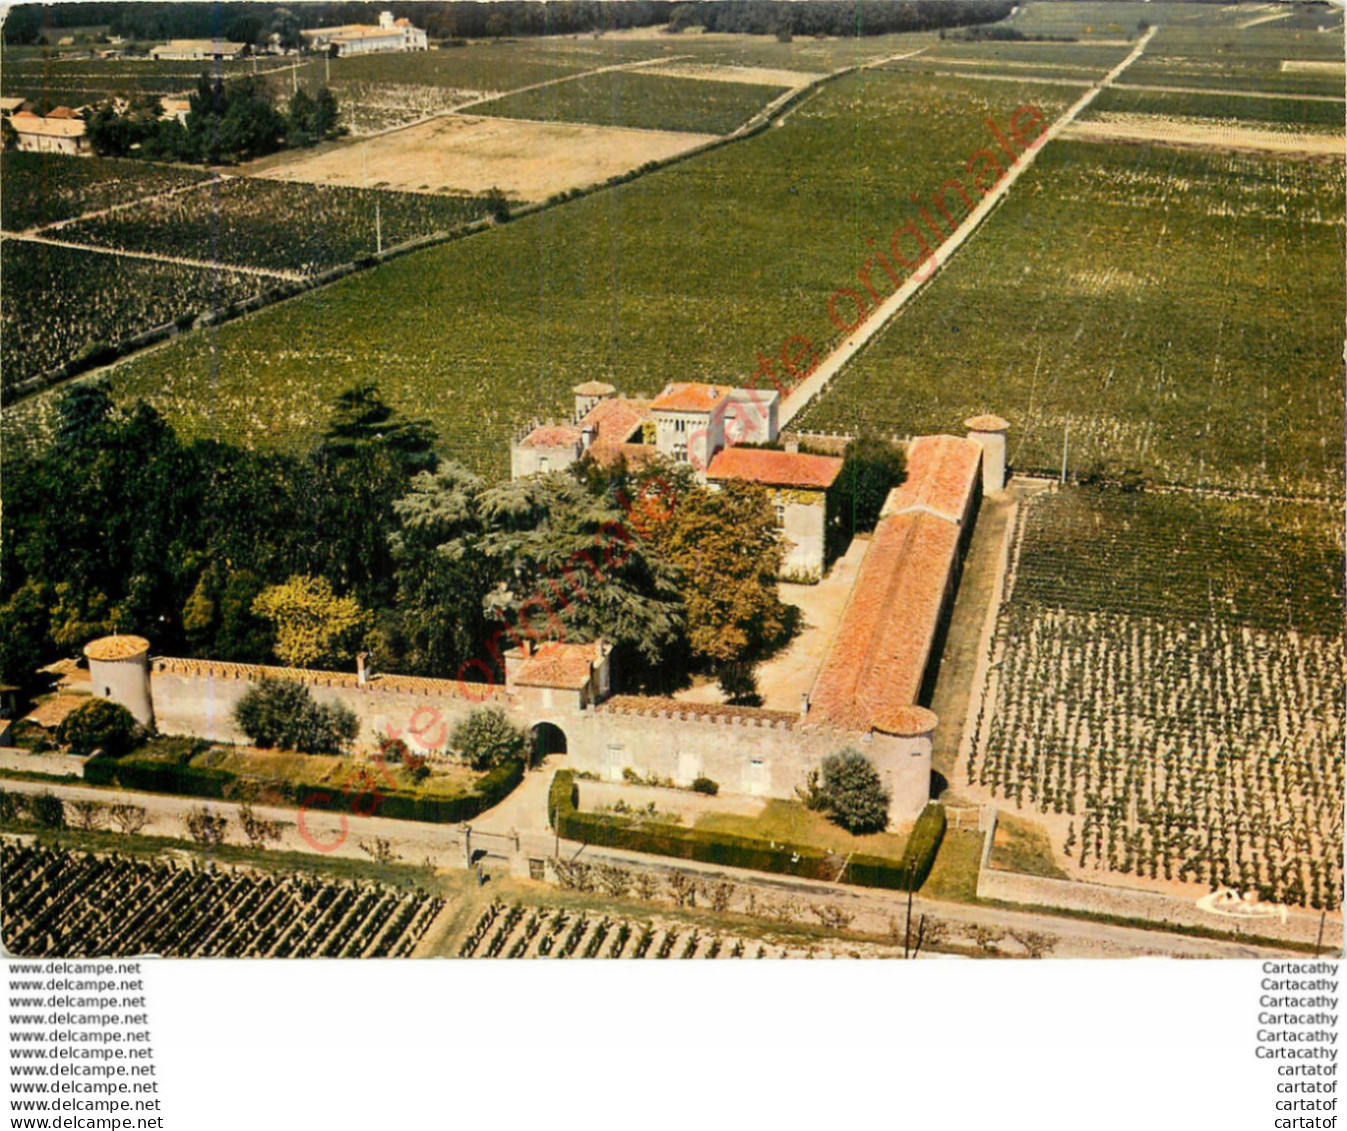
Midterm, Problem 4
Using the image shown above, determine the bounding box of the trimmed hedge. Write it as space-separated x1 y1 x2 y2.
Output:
548 771 946 893
83 752 524 825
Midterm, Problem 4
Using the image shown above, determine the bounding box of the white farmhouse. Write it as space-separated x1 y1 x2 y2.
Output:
301 11 428 56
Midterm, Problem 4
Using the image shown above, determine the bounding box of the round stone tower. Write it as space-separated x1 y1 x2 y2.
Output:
84 635 153 726
869 704 938 823
964 414 1010 495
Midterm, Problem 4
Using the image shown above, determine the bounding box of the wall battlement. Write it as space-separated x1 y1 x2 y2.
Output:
150 657 510 702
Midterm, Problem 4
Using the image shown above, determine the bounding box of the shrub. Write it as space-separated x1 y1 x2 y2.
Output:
691 776 719 796
55 698 139 757
451 707 525 771
820 748 890 834
184 805 228 846
28 791 65 828
232 678 358 754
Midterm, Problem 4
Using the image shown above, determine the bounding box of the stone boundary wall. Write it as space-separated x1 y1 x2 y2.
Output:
150 660 506 752
977 812 1341 949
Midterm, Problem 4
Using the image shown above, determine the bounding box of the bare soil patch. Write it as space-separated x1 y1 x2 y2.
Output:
638 62 823 88
1281 59 1345 74
254 114 717 202
1063 112 1346 156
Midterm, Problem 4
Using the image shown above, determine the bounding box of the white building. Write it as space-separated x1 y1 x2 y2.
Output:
301 11 428 56
10 113 89 156
149 40 247 61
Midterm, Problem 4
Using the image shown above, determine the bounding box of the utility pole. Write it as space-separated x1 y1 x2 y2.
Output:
376 198 382 254
325 51 330 84
1060 421 1070 485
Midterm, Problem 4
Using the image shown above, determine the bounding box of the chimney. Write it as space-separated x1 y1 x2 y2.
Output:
799 691 810 721
522 640 532 659
356 651 370 687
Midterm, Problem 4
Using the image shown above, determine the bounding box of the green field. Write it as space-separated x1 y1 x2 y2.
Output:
799 140 1346 498
0 151 211 231
1086 85 1347 128
2 71 1073 472
472 69 788 133
0 240 261 390
0 56 317 106
59 177 487 273
928 40 1133 69
1124 23 1345 96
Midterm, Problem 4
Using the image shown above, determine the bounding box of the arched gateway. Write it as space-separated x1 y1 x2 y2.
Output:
529 721 567 766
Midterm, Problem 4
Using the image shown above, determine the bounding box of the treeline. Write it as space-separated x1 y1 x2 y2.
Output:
0 382 823 704
669 0 1015 37
85 75 342 164
2 2 677 46
3 0 1011 47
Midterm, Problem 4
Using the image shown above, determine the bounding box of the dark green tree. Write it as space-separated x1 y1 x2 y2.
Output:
232 679 358 754
819 748 890 834
833 435 906 542
451 707 525 770
55 698 140 757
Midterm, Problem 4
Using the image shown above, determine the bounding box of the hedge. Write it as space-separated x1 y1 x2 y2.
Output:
83 752 524 825
548 771 945 893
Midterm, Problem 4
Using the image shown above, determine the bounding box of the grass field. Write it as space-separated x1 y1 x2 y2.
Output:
471 69 788 133
967 486 1344 909
799 140 1346 498
695 798 911 861
2 71 1073 471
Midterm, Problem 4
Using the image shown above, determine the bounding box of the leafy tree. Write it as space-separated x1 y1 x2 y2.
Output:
483 186 510 223
451 707 525 770
232 678 358 754
55 698 140 757
316 383 437 474
0 581 50 687
642 478 787 674
237 800 282 849
182 565 271 661
819 749 890 834
834 435 906 540
28 792 65 829
1 117 17 150
313 87 342 140
252 575 369 669
388 463 489 676
285 87 318 147
461 474 685 687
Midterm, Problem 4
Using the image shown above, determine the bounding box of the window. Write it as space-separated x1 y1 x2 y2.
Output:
775 503 786 527
674 443 687 463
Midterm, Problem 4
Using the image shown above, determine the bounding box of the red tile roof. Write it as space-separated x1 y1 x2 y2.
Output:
650 382 730 414
809 510 960 731
84 635 151 661
509 642 601 690
884 434 981 524
25 694 91 730
573 380 616 397
580 396 649 444
705 447 842 490
521 424 581 449
965 414 1009 433
587 440 658 469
